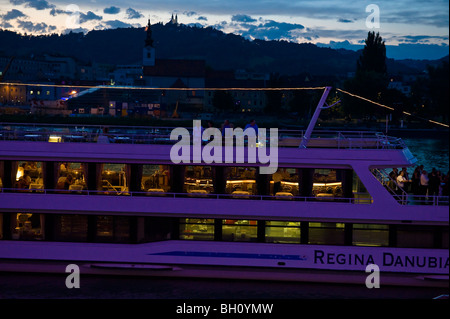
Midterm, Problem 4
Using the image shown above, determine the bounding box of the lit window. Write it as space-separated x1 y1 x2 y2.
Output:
270 168 300 196
141 164 171 193
265 221 301 243
184 166 213 195
179 218 215 241
222 220 257 242
12 213 43 240
100 163 128 195
225 167 257 196
309 222 345 245
353 224 389 247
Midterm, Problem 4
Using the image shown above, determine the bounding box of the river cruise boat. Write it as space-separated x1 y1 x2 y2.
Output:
0 87 448 287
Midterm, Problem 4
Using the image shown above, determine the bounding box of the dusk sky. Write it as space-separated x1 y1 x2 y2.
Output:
0 0 448 59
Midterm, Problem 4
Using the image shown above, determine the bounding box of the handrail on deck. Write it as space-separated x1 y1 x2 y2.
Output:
0 187 376 204
1 186 448 206
371 168 449 206
0 122 407 150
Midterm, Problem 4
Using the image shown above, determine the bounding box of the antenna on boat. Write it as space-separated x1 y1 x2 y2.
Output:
300 86 339 148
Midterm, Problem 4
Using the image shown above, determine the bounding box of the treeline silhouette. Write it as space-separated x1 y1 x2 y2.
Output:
1 23 444 76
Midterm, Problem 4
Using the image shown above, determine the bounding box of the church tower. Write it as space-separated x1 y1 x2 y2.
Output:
143 19 155 67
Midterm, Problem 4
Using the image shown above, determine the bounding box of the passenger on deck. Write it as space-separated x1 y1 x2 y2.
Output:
428 168 441 197
442 172 449 196
244 119 259 136
396 171 410 190
419 170 429 196
411 168 421 195
97 127 110 144
221 120 232 135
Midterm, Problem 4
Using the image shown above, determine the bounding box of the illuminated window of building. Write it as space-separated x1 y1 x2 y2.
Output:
15 161 43 190
179 218 215 241
100 163 128 195
222 219 257 242
184 166 213 195
312 169 343 199
96 216 130 243
225 167 257 197
54 214 88 242
265 221 301 243
270 168 300 197
141 164 171 193
308 222 345 245
30 90 33 95
56 162 86 191
352 224 389 247
12 213 43 240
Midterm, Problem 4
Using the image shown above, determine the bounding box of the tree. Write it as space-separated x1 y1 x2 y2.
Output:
357 31 387 74
343 31 389 118
427 61 449 122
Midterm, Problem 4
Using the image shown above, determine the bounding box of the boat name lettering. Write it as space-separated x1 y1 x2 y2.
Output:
314 250 449 269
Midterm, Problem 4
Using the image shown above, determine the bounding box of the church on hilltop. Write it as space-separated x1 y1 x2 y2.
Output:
142 18 206 112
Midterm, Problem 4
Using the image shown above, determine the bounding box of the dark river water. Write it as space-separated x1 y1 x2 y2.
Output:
403 136 449 175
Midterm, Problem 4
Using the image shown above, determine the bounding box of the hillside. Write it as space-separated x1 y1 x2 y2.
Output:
0 24 445 76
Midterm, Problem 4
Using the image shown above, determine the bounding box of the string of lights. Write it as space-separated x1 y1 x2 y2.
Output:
2 81 447 128
0 82 326 91
336 88 449 128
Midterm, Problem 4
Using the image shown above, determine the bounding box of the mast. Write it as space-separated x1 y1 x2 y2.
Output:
299 86 333 148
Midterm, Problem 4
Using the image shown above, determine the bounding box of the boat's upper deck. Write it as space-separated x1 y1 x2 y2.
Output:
0 122 407 149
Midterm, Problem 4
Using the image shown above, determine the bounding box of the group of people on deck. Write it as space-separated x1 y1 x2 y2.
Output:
389 165 449 197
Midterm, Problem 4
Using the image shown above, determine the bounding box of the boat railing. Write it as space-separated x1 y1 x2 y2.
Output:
0 122 408 150
0 187 371 204
370 168 448 206
1 186 448 206
372 168 408 197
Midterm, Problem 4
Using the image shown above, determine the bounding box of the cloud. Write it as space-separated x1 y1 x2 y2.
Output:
395 35 449 45
184 11 197 17
101 20 137 29
0 21 13 28
104 6 120 15
9 0 55 10
197 16 207 21
79 11 102 23
126 8 143 19
231 14 256 23
63 27 88 34
337 18 355 23
17 19 56 33
215 16 306 42
1 9 27 20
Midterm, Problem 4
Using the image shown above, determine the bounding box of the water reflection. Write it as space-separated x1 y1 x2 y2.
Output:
403 137 449 174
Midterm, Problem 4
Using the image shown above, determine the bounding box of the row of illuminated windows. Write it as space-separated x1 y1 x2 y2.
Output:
0 161 370 200
1 213 446 249
179 219 448 248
